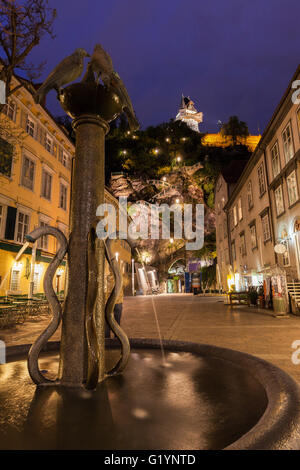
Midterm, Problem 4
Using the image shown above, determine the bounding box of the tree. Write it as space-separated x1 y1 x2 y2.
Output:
221 115 249 145
0 0 56 100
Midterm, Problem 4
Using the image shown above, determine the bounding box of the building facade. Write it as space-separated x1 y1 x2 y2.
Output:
0 75 131 298
215 65 300 310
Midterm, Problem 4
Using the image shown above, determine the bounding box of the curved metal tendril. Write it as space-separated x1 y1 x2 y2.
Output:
104 233 135 376
26 226 68 386
85 226 100 389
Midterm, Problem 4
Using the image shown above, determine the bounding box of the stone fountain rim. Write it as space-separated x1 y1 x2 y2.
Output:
5 338 300 450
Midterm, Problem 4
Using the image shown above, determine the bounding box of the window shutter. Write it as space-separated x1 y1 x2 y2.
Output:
5 206 17 240
20 109 28 130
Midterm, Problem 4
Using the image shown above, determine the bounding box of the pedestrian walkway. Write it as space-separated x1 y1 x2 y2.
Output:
2 294 300 383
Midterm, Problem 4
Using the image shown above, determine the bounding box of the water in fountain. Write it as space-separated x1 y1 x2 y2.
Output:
135 247 168 367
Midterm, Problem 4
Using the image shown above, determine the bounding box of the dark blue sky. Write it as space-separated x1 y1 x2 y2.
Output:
29 0 300 134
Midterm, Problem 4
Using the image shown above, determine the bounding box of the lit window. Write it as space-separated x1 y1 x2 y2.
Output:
261 213 271 242
10 269 20 291
282 122 294 163
59 183 68 210
38 221 49 250
250 224 257 249
26 115 36 138
281 229 290 266
247 181 253 209
238 197 243 221
233 206 237 226
21 155 35 190
62 152 68 168
258 163 266 196
4 100 16 121
274 185 284 215
240 233 246 256
287 170 298 205
271 142 280 178
45 134 53 154
16 211 29 243
41 169 52 200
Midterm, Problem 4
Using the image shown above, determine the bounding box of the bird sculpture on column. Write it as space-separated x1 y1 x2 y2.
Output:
89 44 139 131
35 48 90 104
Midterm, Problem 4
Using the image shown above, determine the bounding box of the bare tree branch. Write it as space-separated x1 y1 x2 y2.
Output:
0 0 56 99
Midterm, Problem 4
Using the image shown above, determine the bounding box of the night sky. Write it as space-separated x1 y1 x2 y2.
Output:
29 0 300 134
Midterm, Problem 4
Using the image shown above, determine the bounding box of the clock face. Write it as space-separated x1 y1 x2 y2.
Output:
274 243 286 254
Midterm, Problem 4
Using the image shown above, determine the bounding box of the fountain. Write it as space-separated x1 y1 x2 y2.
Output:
1 45 300 450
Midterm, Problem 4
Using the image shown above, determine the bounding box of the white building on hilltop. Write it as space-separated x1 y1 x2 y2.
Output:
175 95 203 132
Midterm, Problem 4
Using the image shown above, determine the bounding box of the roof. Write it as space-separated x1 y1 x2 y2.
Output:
221 159 249 184
224 63 300 207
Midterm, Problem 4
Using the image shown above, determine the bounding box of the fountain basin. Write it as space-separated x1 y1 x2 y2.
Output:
1 339 300 450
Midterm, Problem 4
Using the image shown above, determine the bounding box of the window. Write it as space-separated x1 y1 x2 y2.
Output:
59 183 68 210
247 181 253 209
221 197 225 208
287 170 298 205
282 122 294 163
0 136 13 177
21 155 35 190
33 271 39 293
258 163 266 196
282 240 290 266
230 209 234 231
219 224 222 241
274 185 284 215
250 224 257 249
38 221 49 250
271 142 280 178
231 241 236 261
62 152 68 168
45 134 53 154
281 229 290 266
10 269 20 291
41 170 52 200
261 213 271 242
26 115 36 138
238 197 243 221
225 248 229 264
297 108 300 135
4 100 16 122
223 218 228 238
233 206 237 226
53 142 58 159
16 211 29 243
240 233 246 256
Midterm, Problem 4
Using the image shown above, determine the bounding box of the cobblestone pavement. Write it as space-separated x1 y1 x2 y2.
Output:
2 294 300 383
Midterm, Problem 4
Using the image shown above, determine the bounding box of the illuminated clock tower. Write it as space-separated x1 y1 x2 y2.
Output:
175 95 203 132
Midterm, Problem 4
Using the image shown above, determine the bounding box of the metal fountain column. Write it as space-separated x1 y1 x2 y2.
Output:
59 113 109 386
26 45 139 389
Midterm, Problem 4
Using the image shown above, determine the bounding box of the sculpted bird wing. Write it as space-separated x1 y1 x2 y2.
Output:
39 52 82 91
110 72 139 131
91 44 114 75
111 72 135 115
